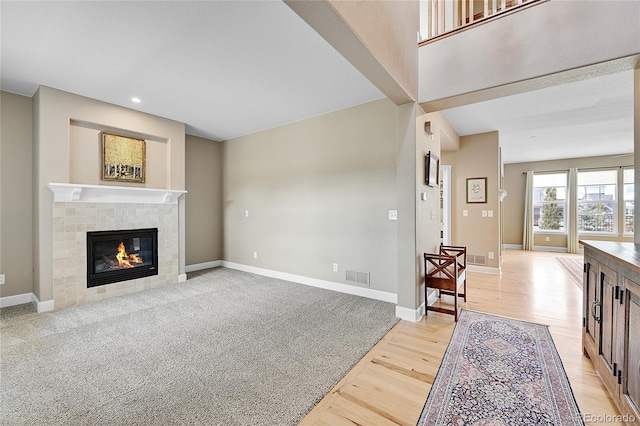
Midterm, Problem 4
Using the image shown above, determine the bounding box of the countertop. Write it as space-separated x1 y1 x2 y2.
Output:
581 240 640 274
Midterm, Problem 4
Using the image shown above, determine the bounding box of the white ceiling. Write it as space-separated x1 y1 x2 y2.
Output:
0 1 383 141
442 70 635 164
1 1 634 164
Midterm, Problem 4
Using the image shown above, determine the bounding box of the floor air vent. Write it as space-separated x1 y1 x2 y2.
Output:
346 270 370 286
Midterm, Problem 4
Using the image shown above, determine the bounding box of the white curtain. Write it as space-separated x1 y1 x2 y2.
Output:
523 171 534 250
567 168 579 253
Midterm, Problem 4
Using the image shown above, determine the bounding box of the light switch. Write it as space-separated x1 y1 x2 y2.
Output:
482 210 488 217
488 210 494 218
245 210 249 217
463 210 468 217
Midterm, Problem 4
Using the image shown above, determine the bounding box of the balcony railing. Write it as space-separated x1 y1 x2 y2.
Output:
419 0 544 43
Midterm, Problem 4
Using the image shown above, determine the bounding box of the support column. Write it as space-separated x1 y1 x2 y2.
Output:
395 102 421 321
634 68 640 244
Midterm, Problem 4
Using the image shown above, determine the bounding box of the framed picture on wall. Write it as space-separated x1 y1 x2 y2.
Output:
101 132 146 183
425 151 439 187
466 177 487 203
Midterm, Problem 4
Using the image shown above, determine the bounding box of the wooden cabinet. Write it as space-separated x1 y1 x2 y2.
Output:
582 241 640 424
584 257 620 396
622 278 640 420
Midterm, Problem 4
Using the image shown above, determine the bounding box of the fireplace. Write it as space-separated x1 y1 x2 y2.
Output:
86 228 158 288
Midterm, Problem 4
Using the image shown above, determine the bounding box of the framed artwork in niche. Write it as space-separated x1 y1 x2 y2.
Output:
101 132 146 183
425 151 439 187
466 177 487 204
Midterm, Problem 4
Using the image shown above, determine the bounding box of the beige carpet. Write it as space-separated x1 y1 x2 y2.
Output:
555 257 583 290
0 267 399 425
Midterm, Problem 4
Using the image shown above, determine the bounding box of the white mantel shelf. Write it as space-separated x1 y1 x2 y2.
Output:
48 183 187 204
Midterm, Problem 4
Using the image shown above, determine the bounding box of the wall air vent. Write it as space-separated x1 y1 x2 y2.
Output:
346 270 370 287
468 254 487 266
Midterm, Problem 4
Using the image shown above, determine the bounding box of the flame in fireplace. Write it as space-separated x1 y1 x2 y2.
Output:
115 241 143 268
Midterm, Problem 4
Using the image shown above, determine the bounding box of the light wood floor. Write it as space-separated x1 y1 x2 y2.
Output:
300 250 627 426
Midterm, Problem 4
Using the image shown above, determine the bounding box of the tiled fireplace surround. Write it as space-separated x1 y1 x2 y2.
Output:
50 186 183 310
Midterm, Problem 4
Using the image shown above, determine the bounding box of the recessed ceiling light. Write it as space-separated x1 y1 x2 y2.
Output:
131 97 142 104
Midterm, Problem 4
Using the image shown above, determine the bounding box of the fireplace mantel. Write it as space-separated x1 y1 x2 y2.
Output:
48 183 187 204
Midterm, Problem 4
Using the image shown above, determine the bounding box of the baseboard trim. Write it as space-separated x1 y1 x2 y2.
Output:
395 302 425 322
396 289 440 322
0 292 32 308
185 261 223 273
534 246 568 253
33 295 54 313
503 244 523 250
222 261 397 304
467 265 501 275
0 292 54 313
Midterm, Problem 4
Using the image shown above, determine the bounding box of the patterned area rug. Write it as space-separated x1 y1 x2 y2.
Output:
555 257 583 290
417 310 584 426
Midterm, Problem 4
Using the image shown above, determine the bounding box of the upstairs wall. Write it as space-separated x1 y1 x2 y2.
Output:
419 1 640 105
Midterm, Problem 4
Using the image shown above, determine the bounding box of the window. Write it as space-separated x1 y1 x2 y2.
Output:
624 168 634 234
533 172 567 232
577 170 617 233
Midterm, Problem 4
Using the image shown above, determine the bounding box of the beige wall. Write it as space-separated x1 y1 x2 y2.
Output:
33 86 186 302
0 92 33 297
69 123 169 188
223 98 399 293
503 155 635 249
185 135 223 265
442 132 500 270
415 111 453 305
419 0 640 104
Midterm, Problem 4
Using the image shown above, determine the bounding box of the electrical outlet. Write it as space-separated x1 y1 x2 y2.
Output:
253 251 258 259
0 274 4 285
388 210 398 221
333 263 338 272
545 236 550 242
488 252 494 260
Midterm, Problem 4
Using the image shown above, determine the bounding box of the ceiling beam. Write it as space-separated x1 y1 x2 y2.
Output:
421 55 640 113
285 0 416 106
